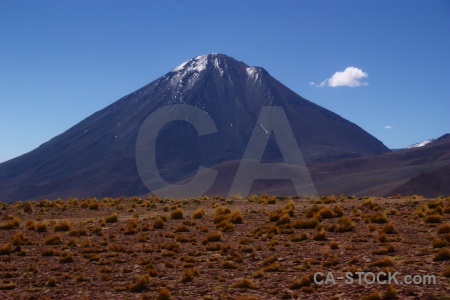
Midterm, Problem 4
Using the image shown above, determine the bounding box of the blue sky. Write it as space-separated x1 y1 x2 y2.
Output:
0 0 449 163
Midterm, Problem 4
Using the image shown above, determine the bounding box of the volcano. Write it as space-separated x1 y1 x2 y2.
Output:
0 54 390 201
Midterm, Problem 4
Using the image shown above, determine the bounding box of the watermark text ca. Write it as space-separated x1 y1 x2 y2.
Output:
135 104 318 198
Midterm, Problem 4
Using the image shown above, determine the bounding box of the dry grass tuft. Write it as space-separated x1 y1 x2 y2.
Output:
372 244 396 255
0 281 16 290
203 231 222 244
436 223 450 234
104 213 118 223
0 216 20 230
153 216 165 229
54 220 71 232
367 211 387 224
181 268 199 282
423 215 442 224
129 274 150 292
0 244 11 255
192 207 205 219
157 287 171 300
23 202 34 213
170 208 184 220
230 210 244 224
330 241 339 249
382 222 397 234
368 256 394 267
36 222 47 232
47 277 57 287
221 260 239 270
231 278 259 289
335 216 356 232
316 206 334 219
442 266 450 278
292 218 319 229
433 248 450 261
44 234 62 245
25 220 36 230
312 228 327 241
290 274 313 289
59 254 74 263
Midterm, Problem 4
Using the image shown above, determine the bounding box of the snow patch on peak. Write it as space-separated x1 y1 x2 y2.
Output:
169 55 211 90
246 67 259 80
191 55 208 73
172 61 188 72
213 57 224 76
408 139 435 149
171 54 229 80
172 55 209 73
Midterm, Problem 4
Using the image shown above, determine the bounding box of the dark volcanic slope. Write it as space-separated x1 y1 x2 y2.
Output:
388 164 450 197
192 134 450 197
0 54 389 201
310 134 450 197
386 135 450 197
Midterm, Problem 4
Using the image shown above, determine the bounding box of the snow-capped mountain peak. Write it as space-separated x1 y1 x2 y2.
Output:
169 54 228 89
408 139 435 148
172 54 210 73
172 53 230 73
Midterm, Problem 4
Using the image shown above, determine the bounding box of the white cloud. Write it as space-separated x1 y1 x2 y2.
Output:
311 67 368 87
384 125 395 129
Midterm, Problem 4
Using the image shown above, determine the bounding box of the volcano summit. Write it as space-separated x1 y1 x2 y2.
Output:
0 54 390 201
